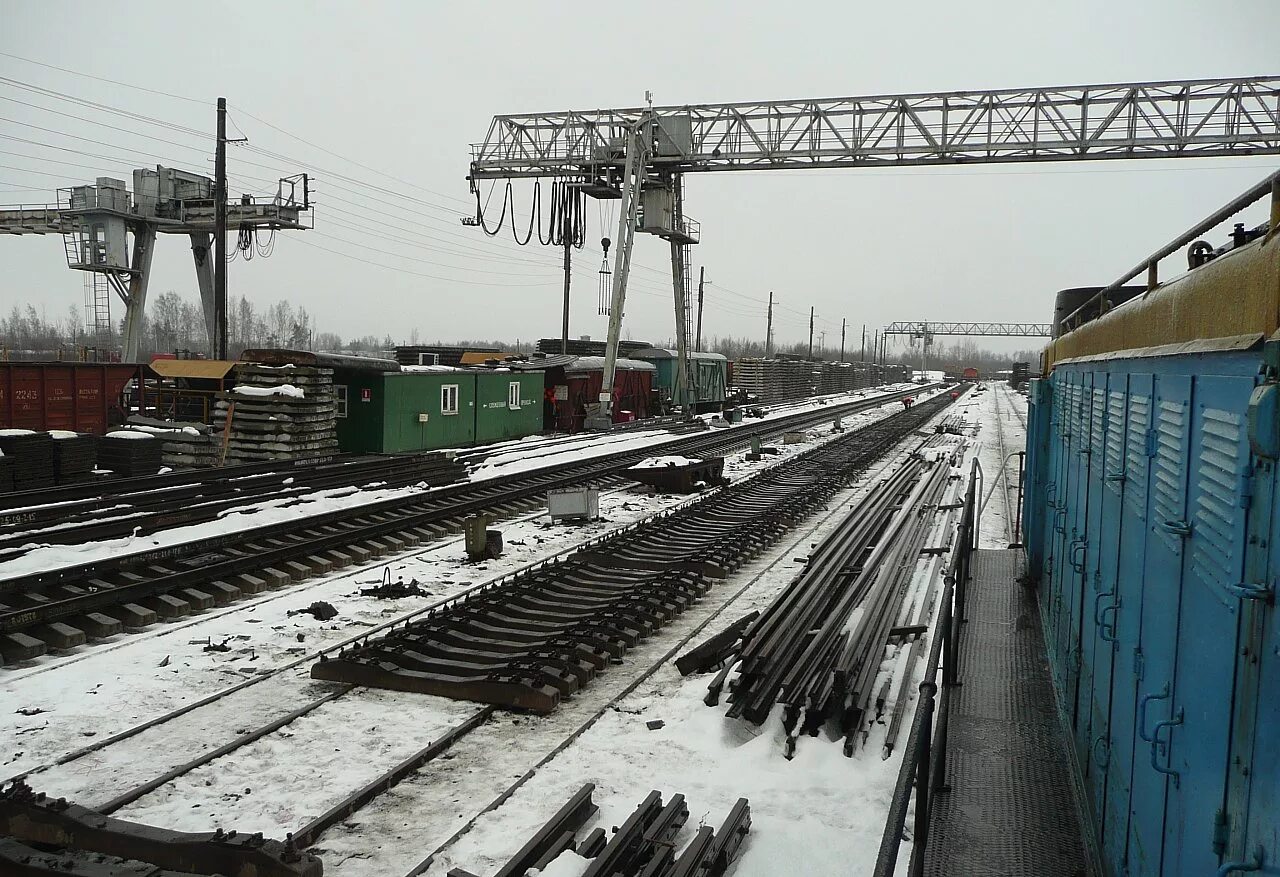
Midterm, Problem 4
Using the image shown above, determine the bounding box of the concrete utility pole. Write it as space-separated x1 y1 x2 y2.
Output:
214 97 228 360
695 266 706 350
765 291 774 357
808 307 815 359
860 324 866 362
840 318 846 362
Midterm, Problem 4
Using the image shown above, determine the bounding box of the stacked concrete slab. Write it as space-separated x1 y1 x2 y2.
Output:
731 358 822 403
214 363 338 463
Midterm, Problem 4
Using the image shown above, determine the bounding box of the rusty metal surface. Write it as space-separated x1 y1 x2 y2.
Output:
0 780 321 877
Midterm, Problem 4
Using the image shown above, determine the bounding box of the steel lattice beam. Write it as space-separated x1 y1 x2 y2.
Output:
883 321 1051 337
470 77 1280 178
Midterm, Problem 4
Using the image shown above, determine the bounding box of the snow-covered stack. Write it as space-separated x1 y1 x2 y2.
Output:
0 429 56 491
48 430 98 484
125 417 220 469
213 363 338 464
97 430 163 477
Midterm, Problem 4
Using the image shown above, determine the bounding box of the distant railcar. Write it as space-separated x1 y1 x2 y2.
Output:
0 361 142 434
962 366 979 380
1023 185 1279 877
630 348 728 412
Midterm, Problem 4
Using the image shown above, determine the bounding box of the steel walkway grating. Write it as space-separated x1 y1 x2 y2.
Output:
924 549 1093 877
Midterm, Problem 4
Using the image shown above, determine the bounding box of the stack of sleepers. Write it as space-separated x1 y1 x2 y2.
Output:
125 417 220 469
48 430 98 484
97 430 163 477
213 363 338 464
0 429 56 491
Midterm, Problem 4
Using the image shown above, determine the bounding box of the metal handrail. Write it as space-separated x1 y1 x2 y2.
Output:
873 456 980 877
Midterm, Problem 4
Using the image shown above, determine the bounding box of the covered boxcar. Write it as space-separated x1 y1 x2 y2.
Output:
0 361 142 434
1023 175 1280 877
559 356 655 430
630 348 728 412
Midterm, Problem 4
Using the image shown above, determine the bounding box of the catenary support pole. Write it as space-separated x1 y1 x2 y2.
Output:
840 318 846 362
766 291 774 357
214 97 228 360
808 307 815 359
695 265 706 351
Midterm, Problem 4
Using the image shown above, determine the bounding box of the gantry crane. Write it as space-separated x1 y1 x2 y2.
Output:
468 76 1280 425
0 167 309 361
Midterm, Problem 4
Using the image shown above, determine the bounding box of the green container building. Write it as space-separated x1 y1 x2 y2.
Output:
333 369 542 453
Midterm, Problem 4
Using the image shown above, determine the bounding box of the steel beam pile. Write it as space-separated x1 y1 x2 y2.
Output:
447 784 749 877
312 393 961 712
718 442 956 757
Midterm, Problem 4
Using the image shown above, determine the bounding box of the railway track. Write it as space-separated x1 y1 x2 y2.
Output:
0 385 941 664
7 390 958 875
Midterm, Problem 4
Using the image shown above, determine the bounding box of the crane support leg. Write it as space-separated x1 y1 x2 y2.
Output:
189 233 217 357
670 236 690 412
589 124 645 430
119 225 157 363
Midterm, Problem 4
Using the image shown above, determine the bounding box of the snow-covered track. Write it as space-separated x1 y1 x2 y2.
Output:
0 386 942 667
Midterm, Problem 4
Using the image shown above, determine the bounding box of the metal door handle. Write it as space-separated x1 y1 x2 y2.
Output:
1161 519 1192 538
1138 684 1170 743
1215 846 1265 877
1105 471 1126 483
1094 590 1117 625
1070 541 1087 573
1149 709 1184 782
1091 735 1110 768
1099 600 1121 642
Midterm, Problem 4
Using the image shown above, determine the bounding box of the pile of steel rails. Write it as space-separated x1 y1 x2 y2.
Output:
0 384 945 666
447 785 749 877
310 393 962 711
694 431 968 758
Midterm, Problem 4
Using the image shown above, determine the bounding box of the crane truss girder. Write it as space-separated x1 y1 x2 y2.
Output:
0 203 308 236
883 321 1051 337
470 77 1280 178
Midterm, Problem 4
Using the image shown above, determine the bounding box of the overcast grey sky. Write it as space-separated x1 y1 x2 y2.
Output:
3 0 1278 355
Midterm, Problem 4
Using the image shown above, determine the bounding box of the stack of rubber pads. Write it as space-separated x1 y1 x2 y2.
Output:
0 430 55 491
447 784 750 877
49 431 98 484
97 432 163 477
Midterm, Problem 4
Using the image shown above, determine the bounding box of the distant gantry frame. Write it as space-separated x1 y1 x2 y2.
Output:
882 322 1052 338
468 76 1280 422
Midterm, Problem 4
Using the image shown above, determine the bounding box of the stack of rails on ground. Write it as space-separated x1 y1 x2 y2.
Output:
0 37 1277 877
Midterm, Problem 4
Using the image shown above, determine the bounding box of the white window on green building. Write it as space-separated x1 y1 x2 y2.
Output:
508 381 521 409
441 384 459 415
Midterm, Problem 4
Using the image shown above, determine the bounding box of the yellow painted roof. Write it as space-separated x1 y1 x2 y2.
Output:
147 359 239 380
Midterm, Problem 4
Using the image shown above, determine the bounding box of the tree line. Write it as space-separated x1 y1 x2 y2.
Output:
2 292 1039 371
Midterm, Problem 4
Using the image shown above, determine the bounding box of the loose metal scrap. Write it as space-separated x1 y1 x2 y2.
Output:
0 780 322 877
448 787 749 877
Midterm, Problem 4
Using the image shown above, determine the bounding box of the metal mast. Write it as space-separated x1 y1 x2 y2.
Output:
214 97 228 360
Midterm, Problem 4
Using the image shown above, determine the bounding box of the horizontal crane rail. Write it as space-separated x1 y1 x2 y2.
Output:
470 77 1280 177
883 321 1051 337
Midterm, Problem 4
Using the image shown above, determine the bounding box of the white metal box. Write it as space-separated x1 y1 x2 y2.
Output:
547 486 600 522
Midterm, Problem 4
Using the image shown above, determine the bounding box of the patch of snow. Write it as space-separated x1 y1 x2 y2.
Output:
105 430 156 440
231 384 305 398
631 455 703 469
0 428 36 436
46 430 80 440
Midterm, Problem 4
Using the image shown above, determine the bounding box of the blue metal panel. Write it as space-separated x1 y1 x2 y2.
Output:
1165 375 1255 876
1127 371 1191 877
1104 371 1154 872
1075 378 1109 773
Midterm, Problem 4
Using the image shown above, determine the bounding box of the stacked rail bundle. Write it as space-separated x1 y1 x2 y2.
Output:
818 361 875 394
0 430 56 491
48 430 97 484
719 448 954 757
313 392 961 712
446 784 749 877
215 363 338 463
731 358 821 403
97 430 163 477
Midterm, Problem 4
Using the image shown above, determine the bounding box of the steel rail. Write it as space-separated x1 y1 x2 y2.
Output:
0 387 940 638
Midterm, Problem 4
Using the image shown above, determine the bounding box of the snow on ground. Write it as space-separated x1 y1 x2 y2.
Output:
966 382 1029 548
0 386 913 583
314 394 958 877
0 391 928 796
231 384 306 398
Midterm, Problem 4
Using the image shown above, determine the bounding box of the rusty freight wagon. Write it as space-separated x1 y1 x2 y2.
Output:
0 361 143 434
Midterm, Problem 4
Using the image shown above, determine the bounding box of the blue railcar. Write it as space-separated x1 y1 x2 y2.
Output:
1024 186 1279 877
